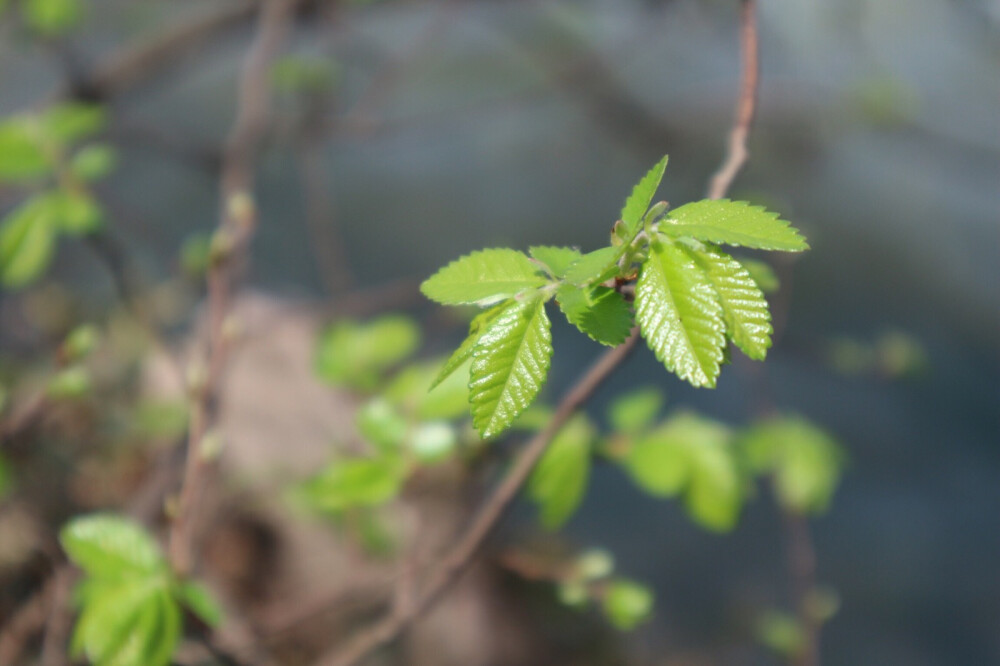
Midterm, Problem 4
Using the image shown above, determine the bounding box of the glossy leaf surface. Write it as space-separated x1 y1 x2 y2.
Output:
421 248 546 306
662 199 808 251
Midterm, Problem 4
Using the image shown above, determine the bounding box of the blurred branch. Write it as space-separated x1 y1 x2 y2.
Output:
168 0 299 578
315 330 641 666
707 0 759 200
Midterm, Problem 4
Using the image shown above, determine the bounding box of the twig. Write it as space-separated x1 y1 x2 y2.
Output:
315 330 641 666
707 0 759 201
784 509 819 666
168 0 298 579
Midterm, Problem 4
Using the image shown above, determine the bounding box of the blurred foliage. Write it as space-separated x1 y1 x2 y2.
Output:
61 514 222 666
825 330 929 380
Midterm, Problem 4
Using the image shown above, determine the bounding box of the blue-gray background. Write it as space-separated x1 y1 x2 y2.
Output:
2 0 997 663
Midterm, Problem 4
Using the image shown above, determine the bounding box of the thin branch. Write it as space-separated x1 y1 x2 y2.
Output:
707 0 759 201
168 0 298 579
315 330 641 666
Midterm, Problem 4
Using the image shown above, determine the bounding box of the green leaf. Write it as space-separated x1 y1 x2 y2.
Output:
529 245 582 278
740 258 780 293
60 514 166 579
356 398 408 451
685 244 772 360
756 609 805 656
300 456 406 512
528 415 593 529
410 422 457 463
661 200 808 251
620 155 668 234
0 194 58 288
557 284 633 347
384 360 468 420
602 579 653 630
635 238 726 388
174 581 223 627
315 315 421 390
607 387 664 435
71 143 117 181
421 248 547 306
0 118 49 182
51 190 104 235
46 365 90 399
429 302 506 389
24 0 82 35
140 590 182 666
562 245 621 286
71 579 165 666
43 102 105 142
623 412 741 531
741 416 844 515
469 295 553 438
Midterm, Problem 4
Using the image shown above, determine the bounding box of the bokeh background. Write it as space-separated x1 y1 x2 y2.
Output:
1 0 997 664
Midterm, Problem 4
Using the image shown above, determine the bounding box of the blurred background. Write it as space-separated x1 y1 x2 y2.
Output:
0 0 997 665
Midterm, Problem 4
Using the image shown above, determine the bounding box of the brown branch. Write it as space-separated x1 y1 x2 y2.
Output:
168 0 299 579
315 330 641 666
707 0 760 201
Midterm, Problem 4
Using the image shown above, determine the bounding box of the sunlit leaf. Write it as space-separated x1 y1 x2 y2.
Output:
685 244 772 360
60 514 166 579
410 422 457 463
429 302 506 389
661 200 808 252
528 415 593 528
71 143 117 181
421 248 546 306
43 102 105 142
356 398 408 451
51 189 104 235
620 155 668 234
469 295 552 438
740 258 779 293
529 245 582 278
315 315 421 390
23 0 83 36
635 238 725 388
557 284 633 347
562 246 621 286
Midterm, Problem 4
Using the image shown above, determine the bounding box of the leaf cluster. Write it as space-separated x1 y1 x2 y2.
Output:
60 514 223 666
421 156 808 439
0 103 116 288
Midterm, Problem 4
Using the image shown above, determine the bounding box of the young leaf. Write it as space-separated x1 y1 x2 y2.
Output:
607 387 664 435
315 315 421 390
175 581 223 627
43 102 105 142
430 302 507 389
623 426 689 497
24 0 83 37
300 456 407 512
52 190 104 235
0 195 58 288
556 284 633 347
685 244 772 360
635 238 726 388
421 248 546 306
60 514 166 579
528 415 593 529
620 155 668 234
740 258 780 293
140 591 182 666
0 119 49 182
741 416 844 515
602 578 654 630
661 200 808 251
469 295 553 438
529 245 582 278
71 143 117 181
562 245 622 287
70 578 166 666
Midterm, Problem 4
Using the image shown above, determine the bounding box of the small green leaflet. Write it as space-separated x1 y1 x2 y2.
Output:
0 118 49 182
60 513 224 666
602 579 654 630
430 302 506 389
299 456 407 512
557 284 633 347
740 258 780 293
0 196 58 288
469 295 553 438
562 245 622 286
421 248 547 306
528 415 593 528
620 155 668 234
635 238 726 388
607 387 664 435
661 200 808 252
529 245 582 278
684 243 772 360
